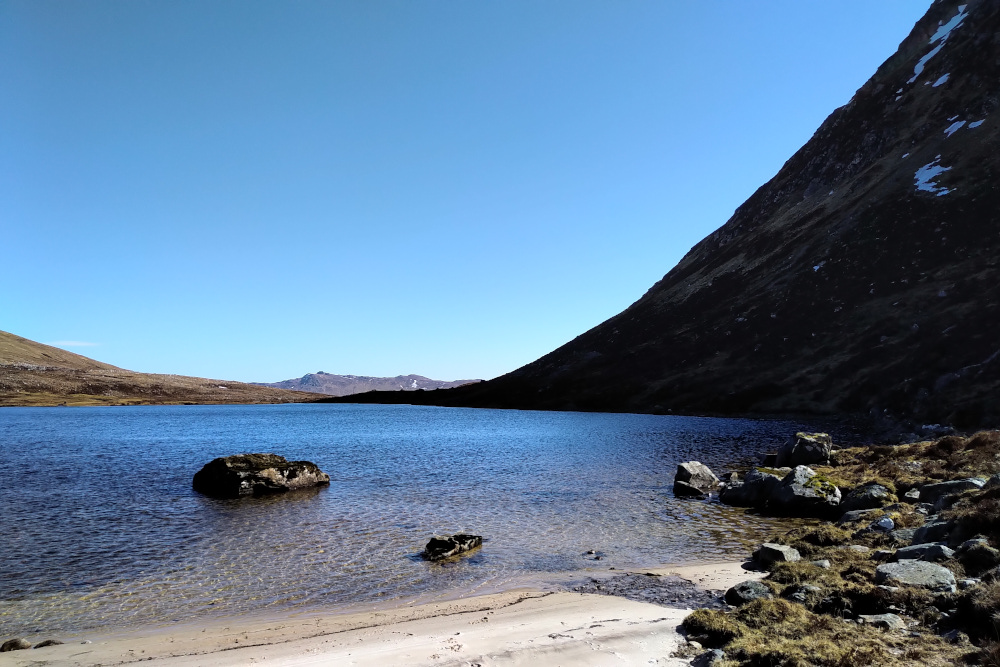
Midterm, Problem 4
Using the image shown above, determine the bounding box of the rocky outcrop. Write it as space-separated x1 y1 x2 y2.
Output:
768 466 841 517
875 561 957 593
674 462 720 497
421 534 483 561
775 433 832 467
192 453 330 498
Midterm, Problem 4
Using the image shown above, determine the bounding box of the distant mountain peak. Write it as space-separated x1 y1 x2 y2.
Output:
255 372 481 397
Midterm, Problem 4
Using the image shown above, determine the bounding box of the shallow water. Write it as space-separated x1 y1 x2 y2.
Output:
0 404 825 635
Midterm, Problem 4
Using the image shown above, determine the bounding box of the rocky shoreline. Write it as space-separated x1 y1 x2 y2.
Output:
664 429 1000 666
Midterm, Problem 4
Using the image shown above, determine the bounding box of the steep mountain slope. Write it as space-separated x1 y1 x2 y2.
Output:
256 371 480 396
339 0 1000 427
0 331 322 406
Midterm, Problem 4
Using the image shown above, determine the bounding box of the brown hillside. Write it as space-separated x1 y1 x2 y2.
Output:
0 330 322 407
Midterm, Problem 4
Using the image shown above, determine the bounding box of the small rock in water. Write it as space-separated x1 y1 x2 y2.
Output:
422 533 483 561
0 638 31 652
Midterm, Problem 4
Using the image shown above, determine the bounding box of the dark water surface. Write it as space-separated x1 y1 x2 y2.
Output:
0 404 820 635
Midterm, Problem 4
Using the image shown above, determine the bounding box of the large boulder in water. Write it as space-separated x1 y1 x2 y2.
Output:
422 534 482 561
192 453 330 498
675 462 720 495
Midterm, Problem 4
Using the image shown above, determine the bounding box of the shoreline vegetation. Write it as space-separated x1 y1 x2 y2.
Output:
7 431 1000 665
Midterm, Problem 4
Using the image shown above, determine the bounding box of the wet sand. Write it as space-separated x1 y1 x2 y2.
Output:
0 562 761 667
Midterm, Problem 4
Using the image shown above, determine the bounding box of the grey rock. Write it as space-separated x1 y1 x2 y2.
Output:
838 508 881 524
841 484 893 512
847 545 870 553
753 542 801 566
0 639 31 652
33 639 64 648
912 521 952 545
675 462 720 493
983 474 1000 491
875 561 957 592
725 580 772 606
192 453 330 498
769 466 841 517
858 613 906 631
811 559 832 569
893 543 954 562
890 528 917 543
958 578 981 590
775 432 833 467
674 480 709 498
873 549 895 561
422 534 482 561
903 488 921 503
915 503 934 515
719 468 783 508
784 584 822 605
918 479 985 504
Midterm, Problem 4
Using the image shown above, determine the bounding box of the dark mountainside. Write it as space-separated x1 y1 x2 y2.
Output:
255 371 480 396
333 0 1000 428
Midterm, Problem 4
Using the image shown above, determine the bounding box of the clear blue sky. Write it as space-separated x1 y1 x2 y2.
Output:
2 1 929 383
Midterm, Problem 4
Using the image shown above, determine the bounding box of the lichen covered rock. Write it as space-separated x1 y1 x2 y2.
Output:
769 466 841 517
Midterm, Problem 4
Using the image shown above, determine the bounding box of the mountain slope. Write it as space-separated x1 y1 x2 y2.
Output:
340 0 1000 427
256 371 480 396
0 331 322 407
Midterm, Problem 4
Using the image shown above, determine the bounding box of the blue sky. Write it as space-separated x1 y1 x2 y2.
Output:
2 1 930 382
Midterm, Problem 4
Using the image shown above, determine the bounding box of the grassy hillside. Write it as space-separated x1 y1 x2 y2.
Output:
0 330 322 407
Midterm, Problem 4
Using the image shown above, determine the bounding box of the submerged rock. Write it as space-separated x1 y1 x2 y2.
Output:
192 453 330 498
422 533 482 561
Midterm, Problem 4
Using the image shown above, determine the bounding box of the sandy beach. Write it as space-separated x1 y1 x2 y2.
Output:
0 562 760 667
